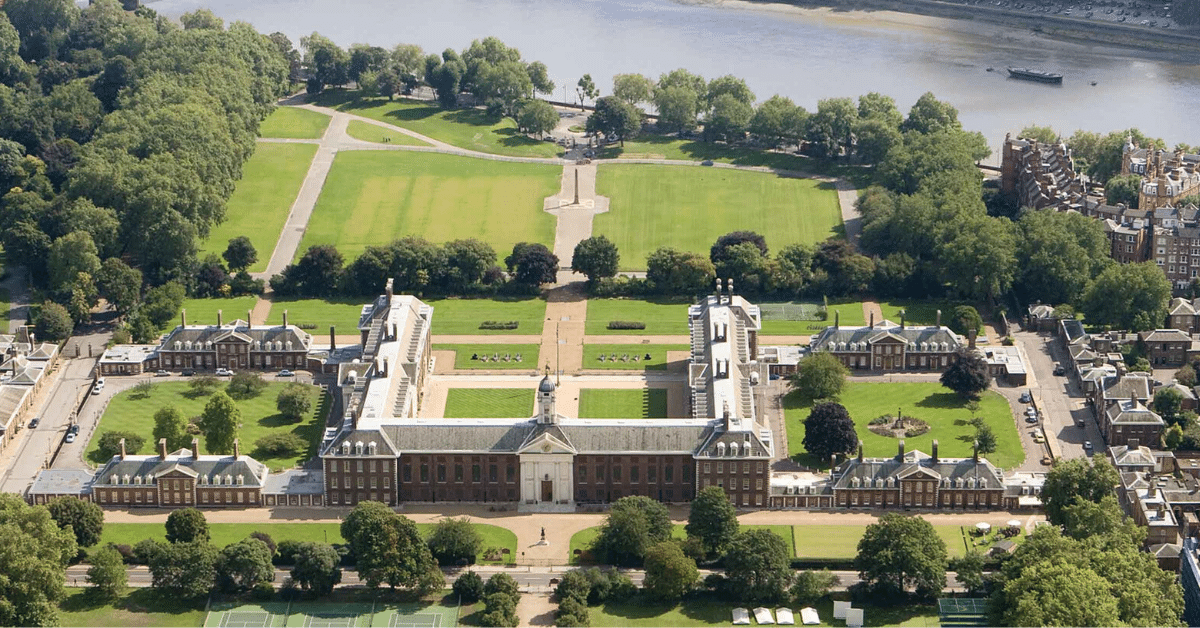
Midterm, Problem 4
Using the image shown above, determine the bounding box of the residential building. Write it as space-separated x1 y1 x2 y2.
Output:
1122 143 1200 213
1170 297 1200 333
807 312 963 372
1000 135 1086 211
827 441 1005 510
1103 398 1165 448
90 438 277 508
0 327 58 451
1139 328 1192 366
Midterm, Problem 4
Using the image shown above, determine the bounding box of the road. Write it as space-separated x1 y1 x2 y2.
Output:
0 332 107 494
1011 330 1100 463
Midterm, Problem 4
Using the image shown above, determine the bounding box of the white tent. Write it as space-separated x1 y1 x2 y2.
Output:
800 607 820 625
833 601 851 620
975 522 992 533
846 608 864 628
733 608 751 625
775 608 795 625
753 607 776 625
1007 519 1022 528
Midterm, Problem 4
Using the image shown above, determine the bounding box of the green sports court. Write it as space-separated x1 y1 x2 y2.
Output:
205 600 458 628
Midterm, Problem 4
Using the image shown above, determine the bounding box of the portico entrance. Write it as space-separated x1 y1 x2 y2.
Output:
541 480 553 502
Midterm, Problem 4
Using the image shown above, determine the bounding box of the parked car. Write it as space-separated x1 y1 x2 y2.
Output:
1019 392 1032 403
155 370 169 377
278 370 294 377
68 424 79 435
65 433 75 443
1041 455 1053 465
1025 415 1039 424
27 417 39 429
215 368 233 376
1053 364 1066 376
181 369 196 377
1084 441 1093 451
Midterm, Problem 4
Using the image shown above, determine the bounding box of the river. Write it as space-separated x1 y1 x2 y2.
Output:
146 0 1200 156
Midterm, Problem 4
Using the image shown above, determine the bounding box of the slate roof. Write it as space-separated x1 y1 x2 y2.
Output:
382 423 535 453
1109 444 1156 469
1170 298 1198 316
1139 329 1191 342
1028 304 1056 319
326 428 399 456
810 322 961 352
1100 374 1152 402
95 453 268 487
160 321 310 351
833 449 1003 489
1105 398 1164 426
562 422 713 454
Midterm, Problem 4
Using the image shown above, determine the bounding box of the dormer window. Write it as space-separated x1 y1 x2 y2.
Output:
237 474 244 486
368 442 378 455
225 474 233 485
730 442 739 457
341 442 351 455
354 441 364 455
716 443 726 457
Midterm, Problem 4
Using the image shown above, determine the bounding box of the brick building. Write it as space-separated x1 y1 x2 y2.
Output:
807 312 963 372
1103 398 1166 448
1122 143 1200 212
1000 135 1085 211
91 438 269 507
829 441 1005 510
1138 328 1191 366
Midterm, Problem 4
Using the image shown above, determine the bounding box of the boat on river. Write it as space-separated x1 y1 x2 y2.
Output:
1006 67 1064 83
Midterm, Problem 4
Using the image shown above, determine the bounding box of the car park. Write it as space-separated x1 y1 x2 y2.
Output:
27 417 38 429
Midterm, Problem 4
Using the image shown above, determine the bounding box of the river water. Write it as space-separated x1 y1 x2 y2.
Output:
147 0 1200 155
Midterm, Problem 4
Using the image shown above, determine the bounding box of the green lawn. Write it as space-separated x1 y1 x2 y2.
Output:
783 382 1023 469
169 297 261 332
793 524 988 559
85 381 327 471
578 389 669 418
581 344 689 371
345 119 432 146
313 91 563 158
95 521 517 564
584 298 692 335
444 388 535 418
199 143 318 273
758 299 867 335
59 588 206 627
298 151 560 263
425 297 547 335
266 297 365 334
591 596 937 627
594 165 843 270
258 107 331 139
433 344 539 370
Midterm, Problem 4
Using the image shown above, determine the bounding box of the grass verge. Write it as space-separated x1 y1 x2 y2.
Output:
259 107 330 139
577 389 669 419
59 588 206 627
344 119 431 146
444 388 535 418
584 298 692 335
426 297 547 336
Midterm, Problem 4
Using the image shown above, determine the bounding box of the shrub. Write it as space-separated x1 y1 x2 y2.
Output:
478 321 519 330
253 433 308 458
250 532 277 557
251 581 275 601
453 571 485 604
556 596 590 627
133 538 166 565
227 372 268 399
275 539 304 565
606 320 646 330
108 543 135 564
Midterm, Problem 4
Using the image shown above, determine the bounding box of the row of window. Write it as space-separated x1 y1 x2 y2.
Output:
405 463 516 484
701 477 763 491
163 354 298 368
844 491 999 507
331 475 393 490
702 461 766 475
331 460 393 474
97 490 255 504
578 464 693 484
330 492 391 505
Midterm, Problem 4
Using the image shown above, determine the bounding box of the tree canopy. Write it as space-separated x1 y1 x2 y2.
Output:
1040 457 1121 525
854 513 947 600
0 494 77 626
593 495 672 566
940 349 990 399
340 501 442 593
789 351 848 401
722 529 793 604
1081 261 1171 331
802 401 858 461
685 485 739 559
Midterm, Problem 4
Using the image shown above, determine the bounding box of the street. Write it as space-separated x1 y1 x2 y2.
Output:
1011 330 1100 463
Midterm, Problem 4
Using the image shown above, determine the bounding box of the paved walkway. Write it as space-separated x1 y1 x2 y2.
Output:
0 267 29 333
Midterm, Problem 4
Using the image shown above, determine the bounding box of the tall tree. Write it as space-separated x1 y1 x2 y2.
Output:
340 501 442 592
749 95 806 148
148 541 217 599
1016 210 1113 306
426 517 482 566
854 513 947 599
723 530 793 604
789 351 849 401
505 242 558 287
290 542 341 595
593 495 672 567
1040 457 1121 525
612 73 655 107
576 74 597 106
901 92 961 135
46 496 103 548
1080 261 1171 331
152 406 189 451
96 257 142 315
514 99 558 136
200 391 240 455
276 384 313 422
642 541 698 601
646 247 714 295
571 235 619 283
802 401 858 460
222 236 258 272
586 96 641 145
165 507 209 544
1104 173 1142 208
86 545 127 601
215 538 274 592
0 495 76 626
685 485 739 559
940 349 990 399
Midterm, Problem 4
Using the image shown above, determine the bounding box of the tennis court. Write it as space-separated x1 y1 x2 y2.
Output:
206 601 457 628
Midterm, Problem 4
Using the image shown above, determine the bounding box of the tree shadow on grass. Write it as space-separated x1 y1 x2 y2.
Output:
914 392 967 409
60 589 110 614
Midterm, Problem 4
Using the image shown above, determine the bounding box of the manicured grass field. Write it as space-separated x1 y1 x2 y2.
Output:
783 382 1023 469
584 298 691 335
434 344 539 370
758 299 867 335
581 344 689 371
59 588 206 627
95 521 517 564
258 107 330 139
344 119 431 146
792 524 989 559
199 143 317 273
265 297 365 333
314 91 562 158
594 134 870 181
444 388 535 418
169 297 261 332
85 382 327 470
298 151 560 262
590 597 938 627
426 297 547 335
578 389 669 418
594 165 843 270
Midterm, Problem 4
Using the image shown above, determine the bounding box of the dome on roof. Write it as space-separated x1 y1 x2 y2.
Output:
538 375 555 393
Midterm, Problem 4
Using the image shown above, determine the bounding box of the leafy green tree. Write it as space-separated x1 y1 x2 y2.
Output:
854 513 947 599
937 216 1016 301
704 93 753 141
453 571 484 603
555 569 590 604
180 8 223 30
505 242 558 287
940 349 990 400
35 301 73 341
555 596 589 627
802 401 858 461
949 551 985 595
289 542 341 595
48 230 101 291
514 99 558 136
947 305 983 336
999 560 1120 627
857 92 903 127
276 384 313 421
1155 387 1184 426
642 541 698 601
749 95 806 148
216 538 274 592
805 97 857 158
341 501 442 592
96 431 143 459
1167 423 1185 449
427 517 482 566
901 92 961 135
789 351 849 401
1018 124 1059 143
723 530 793 604
1060 495 1145 546
704 75 754 109
654 84 699 133
576 74 597 106
1105 173 1142 208
685 485 739 559
1041 457 1121 525
301 32 349 92
791 570 839 605
594 495 672 566
612 73 655 107
974 423 997 455
200 391 240 455
853 117 903 165
165 508 209 544
227 372 267 400
46 496 103 548
646 247 715 295
484 572 520 601
1016 210 1113 306
1081 261 1171 331
273 245 344 297
97 258 142 315
86 545 127 601
571 235 619 283
586 96 641 145
0 494 77 626
222 236 257 272
480 592 518 627
140 281 186 329
153 406 189 452
149 541 217 599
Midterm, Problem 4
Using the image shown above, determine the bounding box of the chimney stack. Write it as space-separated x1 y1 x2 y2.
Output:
217 310 223 327
973 439 979 463
897 439 905 461
233 438 240 460
936 309 942 327
385 278 394 305
119 438 126 460
932 439 939 464
870 312 875 329
283 310 288 327
715 277 722 295
158 438 168 461
1129 438 1141 449
191 438 200 460
900 312 905 330
857 440 864 463
181 309 187 328
248 310 253 327
834 310 840 329
968 329 977 349
330 326 336 351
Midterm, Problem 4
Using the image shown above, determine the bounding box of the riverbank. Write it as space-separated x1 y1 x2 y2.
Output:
735 0 1200 59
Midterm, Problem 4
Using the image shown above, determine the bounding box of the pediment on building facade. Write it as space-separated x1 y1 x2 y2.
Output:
896 464 941 481
518 428 576 455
